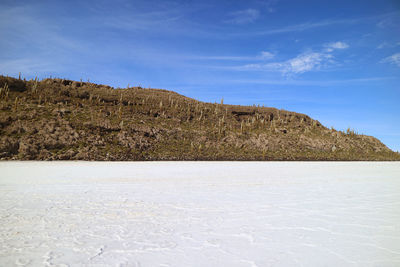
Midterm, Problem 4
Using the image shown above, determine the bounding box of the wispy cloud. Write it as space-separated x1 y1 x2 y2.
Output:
0 5 81 51
377 42 390 49
323 41 349 52
224 9 260 24
231 42 349 76
0 58 61 77
0 4 86 78
230 12 396 37
170 76 396 88
260 51 275 59
228 76 395 86
377 42 400 49
190 56 258 61
234 18 359 36
102 10 184 31
189 51 274 61
377 14 400 29
259 0 278 13
283 52 332 74
381 53 400 67
236 52 332 75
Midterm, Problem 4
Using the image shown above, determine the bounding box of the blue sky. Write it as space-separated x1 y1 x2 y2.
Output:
1 0 399 151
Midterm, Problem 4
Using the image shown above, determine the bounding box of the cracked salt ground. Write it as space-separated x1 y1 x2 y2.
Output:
0 162 400 266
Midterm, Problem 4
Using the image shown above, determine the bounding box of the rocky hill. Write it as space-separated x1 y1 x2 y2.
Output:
0 75 398 160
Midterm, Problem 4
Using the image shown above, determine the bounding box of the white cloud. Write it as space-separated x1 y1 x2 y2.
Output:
259 51 274 60
377 42 400 49
104 10 183 31
231 42 348 76
382 53 400 67
231 17 361 37
228 12 397 37
191 56 256 61
377 42 389 49
235 52 327 75
259 0 278 13
284 52 330 74
323 41 349 52
328 41 349 49
227 76 395 86
377 16 399 29
225 9 260 24
246 52 333 75
240 63 265 70
188 51 274 61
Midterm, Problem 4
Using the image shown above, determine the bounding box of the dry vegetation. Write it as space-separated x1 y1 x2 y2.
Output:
0 75 398 161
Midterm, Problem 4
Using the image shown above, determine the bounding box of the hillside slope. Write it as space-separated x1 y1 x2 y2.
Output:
0 75 398 160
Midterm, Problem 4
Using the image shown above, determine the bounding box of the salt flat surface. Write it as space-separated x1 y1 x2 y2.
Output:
1 162 400 267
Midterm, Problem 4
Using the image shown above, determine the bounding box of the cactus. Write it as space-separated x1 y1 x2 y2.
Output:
190 142 194 151
1 83 10 100
13 96 19 111
198 110 203 121
32 77 38 94
118 106 122 119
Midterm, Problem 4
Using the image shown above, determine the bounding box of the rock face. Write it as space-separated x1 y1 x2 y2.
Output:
0 75 399 161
